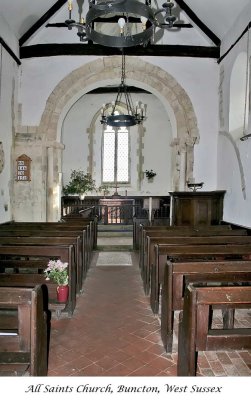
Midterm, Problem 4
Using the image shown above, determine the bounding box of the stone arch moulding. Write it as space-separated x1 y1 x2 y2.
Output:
38 57 199 220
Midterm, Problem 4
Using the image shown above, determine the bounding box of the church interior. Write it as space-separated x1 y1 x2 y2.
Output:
0 0 251 378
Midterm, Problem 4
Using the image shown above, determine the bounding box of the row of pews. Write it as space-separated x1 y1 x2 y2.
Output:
138 223 251 376
0 215 97 376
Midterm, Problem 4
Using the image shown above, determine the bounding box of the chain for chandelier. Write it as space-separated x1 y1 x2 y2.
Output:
100 51 146 127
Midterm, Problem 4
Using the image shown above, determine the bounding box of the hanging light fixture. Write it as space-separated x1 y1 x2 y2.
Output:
64 0 177 47
100 51 146 127
65 0 87 42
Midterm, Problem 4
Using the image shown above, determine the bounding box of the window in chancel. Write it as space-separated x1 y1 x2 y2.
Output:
102 125 129 184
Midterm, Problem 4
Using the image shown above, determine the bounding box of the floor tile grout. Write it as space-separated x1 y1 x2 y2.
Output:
47 248 251 377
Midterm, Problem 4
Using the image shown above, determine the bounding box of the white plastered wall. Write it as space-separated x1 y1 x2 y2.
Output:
15 55 218 221
218 2 251 228
62 91 172 197
0 20 19 223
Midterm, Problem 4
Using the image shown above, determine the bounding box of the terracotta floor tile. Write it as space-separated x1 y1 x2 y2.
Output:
147 355 174 371
95 356 121 370
146 343 167 356
129 364 161 376
65 356 94 370
80 363 104 376
47 249 251 377
163 365 178 376
121 356 146 371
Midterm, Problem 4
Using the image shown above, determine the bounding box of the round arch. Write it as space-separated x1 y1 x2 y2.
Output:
38 57 199 220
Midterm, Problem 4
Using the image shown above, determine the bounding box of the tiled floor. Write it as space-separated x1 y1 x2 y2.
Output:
48 251 251 377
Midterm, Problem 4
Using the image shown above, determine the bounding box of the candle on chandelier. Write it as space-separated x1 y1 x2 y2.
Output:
68 0 73 11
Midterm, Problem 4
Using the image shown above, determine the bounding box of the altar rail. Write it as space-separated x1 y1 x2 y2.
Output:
61 197 170 225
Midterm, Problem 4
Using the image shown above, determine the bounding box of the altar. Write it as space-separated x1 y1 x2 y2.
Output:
99 196 134 224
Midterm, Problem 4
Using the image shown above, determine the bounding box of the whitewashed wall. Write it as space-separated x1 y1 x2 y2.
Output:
62 92 172 196
0 38 18 223
19 55 219 191
218 2 251 227
0 14 19 57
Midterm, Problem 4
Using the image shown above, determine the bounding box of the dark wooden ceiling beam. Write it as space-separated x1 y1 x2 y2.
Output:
174 0 221 46
20 43 220 59
0 37 21 65
45 21 193 28
19 0 68 46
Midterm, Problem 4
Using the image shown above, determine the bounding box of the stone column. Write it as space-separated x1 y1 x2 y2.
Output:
46 142 64 222
46 146 54 222
179 148 187 191
137 124 145 191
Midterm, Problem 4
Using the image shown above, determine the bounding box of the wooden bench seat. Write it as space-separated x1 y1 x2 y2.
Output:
152 242 251 306
0 275 64 319
0 236 83 292
0 219 94 250
0 222 93 267
139 227 247 272
2 219 97 252
133 222 233 250
0 285 48 376
0 244 76 317
177 284 251 376
0 229 90 282
148 235 251 307
160 260 251 352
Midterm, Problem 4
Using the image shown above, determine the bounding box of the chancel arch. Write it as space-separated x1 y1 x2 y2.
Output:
27 57 199 221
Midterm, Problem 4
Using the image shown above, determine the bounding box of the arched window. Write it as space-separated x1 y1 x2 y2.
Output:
102 125 129 184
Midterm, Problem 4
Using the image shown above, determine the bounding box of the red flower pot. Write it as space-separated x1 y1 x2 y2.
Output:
57 285 69 303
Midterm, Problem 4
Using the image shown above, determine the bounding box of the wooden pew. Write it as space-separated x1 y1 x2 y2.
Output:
139 223 233 252
0 244 76 317
0 226 91 282
160 259 251 352
132 219 228 250
0 221 93 267
61 213 98 249
0 285 48 376
153 242 251 304
0 219 94 251
177 283 251 376
148 235 251 306
61 211 98 249
0 236 83 293
139 226 247 272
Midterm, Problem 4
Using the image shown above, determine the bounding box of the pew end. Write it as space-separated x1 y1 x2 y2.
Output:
177 283 251 376
0 285 49 376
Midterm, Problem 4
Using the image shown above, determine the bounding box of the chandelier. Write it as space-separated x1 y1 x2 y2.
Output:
65 0 177 46
100 52 146 127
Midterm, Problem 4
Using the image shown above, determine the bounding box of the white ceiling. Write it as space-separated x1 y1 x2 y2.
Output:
0 0 250 43
185 0 250 39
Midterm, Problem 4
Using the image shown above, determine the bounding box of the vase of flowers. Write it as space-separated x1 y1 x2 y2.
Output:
56 285 69 303
44 259 69 303
63 169 97 199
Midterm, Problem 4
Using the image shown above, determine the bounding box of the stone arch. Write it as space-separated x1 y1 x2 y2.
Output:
229 52 248 140
38 57 199 220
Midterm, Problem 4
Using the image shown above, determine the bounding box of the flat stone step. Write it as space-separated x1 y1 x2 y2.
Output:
98 231 133 237
98 224 133 232
97 237 132 245
96 245 133 251
96 251 133 266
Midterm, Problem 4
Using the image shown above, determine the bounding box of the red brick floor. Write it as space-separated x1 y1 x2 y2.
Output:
47 251 251 377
